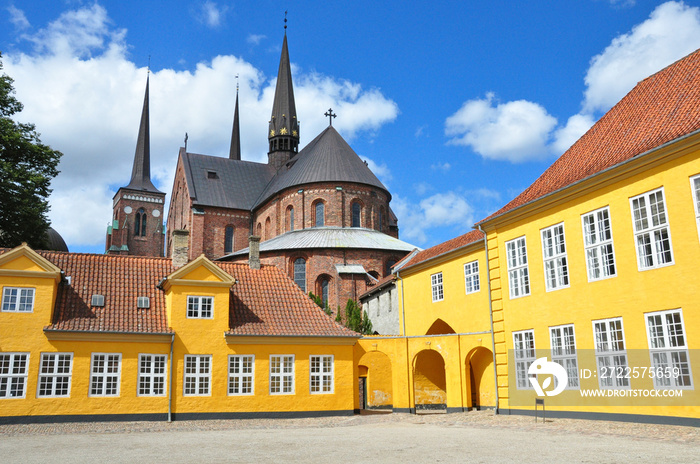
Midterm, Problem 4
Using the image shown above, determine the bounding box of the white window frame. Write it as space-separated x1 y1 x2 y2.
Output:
592 317 630 389
89 353 121 397
310 355 334 394
1 287 35 313
187 296 213 319
549 324 579 389
183 355 212 396
463 260 480 294
630 188 674 270
506 237 530 299
690 174 700 242
228 355 254 396
431 272 444 302
138 354 167 397
269 355 294 395
581 207 617 282
645 309 693 390
37 353 73 398
513 330 535 390
0 353 29 399
541 223 570 291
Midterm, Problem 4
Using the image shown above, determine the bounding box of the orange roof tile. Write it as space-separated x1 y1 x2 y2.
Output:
398 229 484 271
480 48 700 225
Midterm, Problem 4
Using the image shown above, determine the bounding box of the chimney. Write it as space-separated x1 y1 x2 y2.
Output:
249 235 261 270
172 229 190 269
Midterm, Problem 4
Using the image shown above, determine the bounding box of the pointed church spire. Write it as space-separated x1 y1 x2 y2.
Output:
126 73 161 193
268 22 299 169
229 77 241 160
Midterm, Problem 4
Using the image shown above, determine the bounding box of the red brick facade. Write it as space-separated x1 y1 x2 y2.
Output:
106 188 165 257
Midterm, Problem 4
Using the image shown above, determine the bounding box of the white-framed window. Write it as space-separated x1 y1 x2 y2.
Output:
431 272 444 302
270 355 294 394
630 188 673 270
310 355 334 394
0 353 29 398
464 261 480 294
138 354 167 396
228 355 254 395
541 223 569 291
1 287 35 312
187 296 213 319
37 353 73 398
581 207 616 281
593 318 629 389
184 355 211 396
506 237 530 298
89 353 121 397
690 174 700 242
513 330 535 390
645 309 693 389
550 324 579 389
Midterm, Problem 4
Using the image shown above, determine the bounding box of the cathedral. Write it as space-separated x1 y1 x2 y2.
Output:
106 30 416 310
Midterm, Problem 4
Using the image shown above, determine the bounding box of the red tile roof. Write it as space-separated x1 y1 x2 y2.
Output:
480 48 700 225
1 249 356 338
358 274 395 300
398 229 484 272
220 262 358 338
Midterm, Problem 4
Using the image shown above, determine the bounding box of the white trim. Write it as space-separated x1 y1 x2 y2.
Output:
463 260 480 295
0 352 29 399
269 355 295 395
689 174 700 243
505 236 530 299
540 223 570 292
513 330 535 390
581 206 617 282
431 272 444 302
183 354 212 396
549 324 579 390
629 187 674 271
137 354 168 397
228 355 255 396
644 309 693 390
1 287 35 313
309 355 334 394
186 296 214 319
89 353 122 397
37 352 73 398
591 317 630 390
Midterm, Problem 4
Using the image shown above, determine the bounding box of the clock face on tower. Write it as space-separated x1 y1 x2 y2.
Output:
152 209 161 217
124 206 132 214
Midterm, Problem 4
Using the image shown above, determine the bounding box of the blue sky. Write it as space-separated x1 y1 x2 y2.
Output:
3 1 700 253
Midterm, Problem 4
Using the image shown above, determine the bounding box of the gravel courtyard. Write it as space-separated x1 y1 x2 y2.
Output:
1 411 698 463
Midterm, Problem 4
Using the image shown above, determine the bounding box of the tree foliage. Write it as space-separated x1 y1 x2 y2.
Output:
344 299 373 335
308 291 332 316
0 53 62 249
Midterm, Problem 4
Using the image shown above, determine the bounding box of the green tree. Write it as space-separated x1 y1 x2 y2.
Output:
0 53 62 249
308 291 332 316
344 298 373 335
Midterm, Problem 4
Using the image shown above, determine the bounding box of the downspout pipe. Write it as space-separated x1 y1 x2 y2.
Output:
168 333 174 422
477 225 499 415
396 270 413 413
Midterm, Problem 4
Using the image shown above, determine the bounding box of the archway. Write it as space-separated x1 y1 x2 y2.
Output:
426 318 456 335
413 349 446 413
465 346 493 410
357 351 393 410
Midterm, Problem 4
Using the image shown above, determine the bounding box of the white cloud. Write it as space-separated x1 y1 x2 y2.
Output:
392 192 474 244
609 0 636 8
7 4 30 30
197 1 227 28
431 162 451 172
3 4 398 248
445 92 557 162
361 156 392 186
247 34 266 45
447 1 700 161
583 1 700 114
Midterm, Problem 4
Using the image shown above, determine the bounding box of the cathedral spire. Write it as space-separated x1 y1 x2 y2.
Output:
126 74 161 193
229 77 241 160
268 27 299 169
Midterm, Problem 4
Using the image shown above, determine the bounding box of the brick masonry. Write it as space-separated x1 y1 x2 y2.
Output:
107 187 165 257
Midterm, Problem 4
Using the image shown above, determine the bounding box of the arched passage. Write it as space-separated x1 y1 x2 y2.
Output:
413 349 446 412
426 318 456 335
357 351 393 410
465 346 494 410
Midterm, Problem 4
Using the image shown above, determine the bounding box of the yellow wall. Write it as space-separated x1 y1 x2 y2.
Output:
484 135 700 419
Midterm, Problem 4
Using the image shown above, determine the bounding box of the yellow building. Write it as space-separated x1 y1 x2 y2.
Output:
355 230 496 413
0 242 358 423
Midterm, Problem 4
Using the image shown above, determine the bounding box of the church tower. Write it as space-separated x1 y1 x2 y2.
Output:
267 30 299 171
106 74 166 257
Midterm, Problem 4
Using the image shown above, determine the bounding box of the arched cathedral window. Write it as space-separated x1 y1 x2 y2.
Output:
135 208 147 237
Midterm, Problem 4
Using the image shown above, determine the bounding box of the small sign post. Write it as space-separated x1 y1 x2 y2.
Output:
535 398 545 423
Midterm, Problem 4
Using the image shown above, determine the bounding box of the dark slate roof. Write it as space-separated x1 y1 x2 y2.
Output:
268 34 299 144
44 227 69 252
229 91 241 160
125 75 162 194
182 152 274 210
255 126 389 207
224 227 417 258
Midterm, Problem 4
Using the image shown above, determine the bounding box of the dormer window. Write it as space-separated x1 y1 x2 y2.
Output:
187 296 213 319
137 297 150 309
1 287 35 313
207 170 218 179
91 295 105 307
